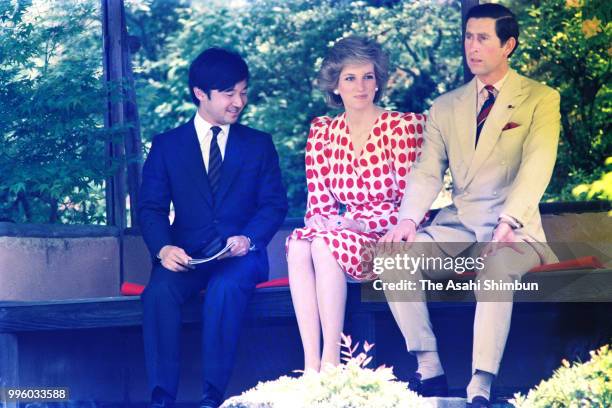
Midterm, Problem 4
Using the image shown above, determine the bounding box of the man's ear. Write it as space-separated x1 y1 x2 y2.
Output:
503 37 517 57
193 87 209 102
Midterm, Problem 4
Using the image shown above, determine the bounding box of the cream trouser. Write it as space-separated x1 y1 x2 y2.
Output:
382 232 540 375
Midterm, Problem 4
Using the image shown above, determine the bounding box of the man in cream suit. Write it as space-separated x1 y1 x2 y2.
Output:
380 4 560 407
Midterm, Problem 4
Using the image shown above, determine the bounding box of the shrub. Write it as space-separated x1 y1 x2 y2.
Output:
511 344 612 408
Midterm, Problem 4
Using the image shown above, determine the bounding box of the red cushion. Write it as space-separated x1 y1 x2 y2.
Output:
121 257 603 295
459 255 603 277
255 277 289 289
529 255 604 272
120 277 291 296
121 282 145 296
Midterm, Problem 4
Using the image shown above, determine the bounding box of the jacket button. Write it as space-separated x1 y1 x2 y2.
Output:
213 219 219 224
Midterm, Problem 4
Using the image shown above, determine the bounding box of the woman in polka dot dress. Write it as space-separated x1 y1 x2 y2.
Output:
287 37 425 372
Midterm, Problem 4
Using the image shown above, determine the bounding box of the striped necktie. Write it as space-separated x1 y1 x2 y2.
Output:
207 126 223 195
476 85 496 146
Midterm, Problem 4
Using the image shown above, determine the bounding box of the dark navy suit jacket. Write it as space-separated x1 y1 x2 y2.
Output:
138 118 288 277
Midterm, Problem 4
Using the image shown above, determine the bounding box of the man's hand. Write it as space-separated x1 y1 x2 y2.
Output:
219 235 251 259
480 222 524 257
159 245 193 272
326 215 364 232
379 219 417 253
304 214 330 231
380 219 417 243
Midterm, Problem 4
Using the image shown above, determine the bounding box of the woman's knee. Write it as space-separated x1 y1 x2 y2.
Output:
287 239 313 265
311 237 338 265
310 237 330 256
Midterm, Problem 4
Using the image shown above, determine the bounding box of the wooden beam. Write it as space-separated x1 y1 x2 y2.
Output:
102 0 125 230
101 0 143 230
461 0 479 83
122 30 143 229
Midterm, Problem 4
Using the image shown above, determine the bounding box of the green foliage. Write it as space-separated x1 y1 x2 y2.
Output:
0 0 114 223
4 0 608 223
572 157 612 201
510 0 611 202
129 0 463 216
511 344 612 407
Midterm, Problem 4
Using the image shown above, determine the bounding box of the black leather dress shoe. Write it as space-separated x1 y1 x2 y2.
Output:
150 401 173 408
466 396 491 407
407 373 449 397
198 399 220 408
150 387 175 408
198 395 221 408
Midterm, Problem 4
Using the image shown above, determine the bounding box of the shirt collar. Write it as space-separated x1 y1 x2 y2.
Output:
194 111 231 141
476 71 509 96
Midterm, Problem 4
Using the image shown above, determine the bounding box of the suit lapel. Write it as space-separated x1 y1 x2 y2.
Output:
214 124 245 203
182 119 214 207
465 70 528 184
453 77 478 179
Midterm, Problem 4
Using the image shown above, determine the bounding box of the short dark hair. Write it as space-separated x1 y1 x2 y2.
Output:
317 36 389 109
466 3 519 58
188 48 249 105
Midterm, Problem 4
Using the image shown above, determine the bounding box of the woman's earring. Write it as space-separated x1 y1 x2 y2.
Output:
375 87 379 92
333 89 339 95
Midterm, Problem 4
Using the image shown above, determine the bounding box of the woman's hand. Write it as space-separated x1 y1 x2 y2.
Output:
327 215 364 232
305 213 329 230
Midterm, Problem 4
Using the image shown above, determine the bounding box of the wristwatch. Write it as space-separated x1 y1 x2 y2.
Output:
245 236 256 251
497 216 521 230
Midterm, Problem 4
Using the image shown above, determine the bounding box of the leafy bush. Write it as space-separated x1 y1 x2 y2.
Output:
221 334 430 408
511 0 611 202
572 157 612 202
511 344 612 408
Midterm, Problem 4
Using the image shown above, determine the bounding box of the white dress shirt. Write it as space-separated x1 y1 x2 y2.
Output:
194 112 230 171
476 71 509 114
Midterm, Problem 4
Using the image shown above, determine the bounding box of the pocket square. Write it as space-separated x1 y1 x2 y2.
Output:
502 122 520 131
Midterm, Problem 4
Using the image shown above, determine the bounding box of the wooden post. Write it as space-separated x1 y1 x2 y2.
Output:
101 0 143 230
461 0 479 83
0 334 18 408
102 0 144 287
102 0 126 230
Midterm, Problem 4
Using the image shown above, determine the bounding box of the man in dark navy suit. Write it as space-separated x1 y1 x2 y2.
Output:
138 48 288 408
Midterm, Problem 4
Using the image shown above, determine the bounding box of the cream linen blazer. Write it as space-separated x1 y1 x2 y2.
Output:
398 69 560 263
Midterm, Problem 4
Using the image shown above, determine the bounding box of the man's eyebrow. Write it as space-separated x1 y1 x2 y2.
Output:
222 86 248 92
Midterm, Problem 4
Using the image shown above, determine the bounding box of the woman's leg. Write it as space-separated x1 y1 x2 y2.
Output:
287 238 321 372
310 237 347 369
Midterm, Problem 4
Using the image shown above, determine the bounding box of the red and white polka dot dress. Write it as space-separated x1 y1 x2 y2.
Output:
287 111 425 281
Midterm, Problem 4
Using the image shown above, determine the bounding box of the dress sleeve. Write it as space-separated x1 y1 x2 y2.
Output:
304 116 339 222
355 112 426 234
392 112 426 203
